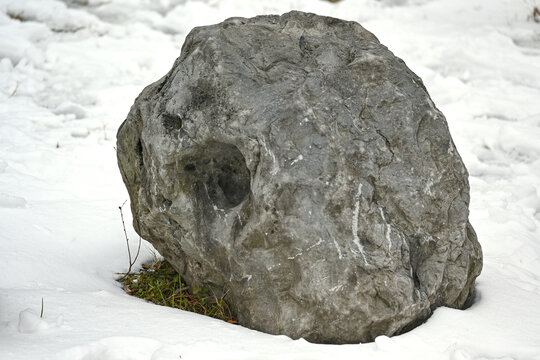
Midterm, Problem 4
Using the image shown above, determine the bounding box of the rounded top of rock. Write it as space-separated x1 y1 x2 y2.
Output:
179 10 384 79
187 10 380 47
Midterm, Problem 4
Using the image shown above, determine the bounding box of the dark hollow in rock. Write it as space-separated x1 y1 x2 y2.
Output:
116 11 483 344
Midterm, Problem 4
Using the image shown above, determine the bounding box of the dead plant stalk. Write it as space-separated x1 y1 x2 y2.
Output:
119 201 141 278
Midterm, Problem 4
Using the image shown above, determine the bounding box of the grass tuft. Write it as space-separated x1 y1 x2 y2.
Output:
7 12 26 22
119 259 237 324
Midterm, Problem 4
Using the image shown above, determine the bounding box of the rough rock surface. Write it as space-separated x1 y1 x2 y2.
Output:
116 11 482 344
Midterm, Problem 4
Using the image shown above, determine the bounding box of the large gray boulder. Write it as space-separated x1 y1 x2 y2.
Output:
116 11 482 344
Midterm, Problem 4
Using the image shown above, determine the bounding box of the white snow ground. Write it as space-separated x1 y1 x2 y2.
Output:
1 0 539 358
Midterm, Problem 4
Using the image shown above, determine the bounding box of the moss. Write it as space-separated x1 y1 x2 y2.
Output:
119 260 236 324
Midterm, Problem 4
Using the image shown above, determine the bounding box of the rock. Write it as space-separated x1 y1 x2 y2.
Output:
116 11 482 344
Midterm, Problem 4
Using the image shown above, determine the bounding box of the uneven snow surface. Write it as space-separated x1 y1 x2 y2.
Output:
1 0 539 359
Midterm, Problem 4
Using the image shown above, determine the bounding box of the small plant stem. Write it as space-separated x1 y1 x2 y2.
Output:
40 297 44 318
172 281 175 308
178 274 182 297
157 284 166 305
9 82 18 97
119 201 142 279
119 201 133 272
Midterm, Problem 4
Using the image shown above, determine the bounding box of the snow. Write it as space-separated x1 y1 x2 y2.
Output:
0 0 539 359
17 308 49 334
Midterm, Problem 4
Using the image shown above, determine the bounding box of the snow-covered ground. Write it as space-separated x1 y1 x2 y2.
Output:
1 0 539 358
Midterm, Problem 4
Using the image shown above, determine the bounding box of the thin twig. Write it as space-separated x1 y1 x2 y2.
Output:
119 201 133 274
9 82 18 97
119 201 142 279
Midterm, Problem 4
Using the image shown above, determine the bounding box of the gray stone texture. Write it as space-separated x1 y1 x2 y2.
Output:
116 11 482 344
